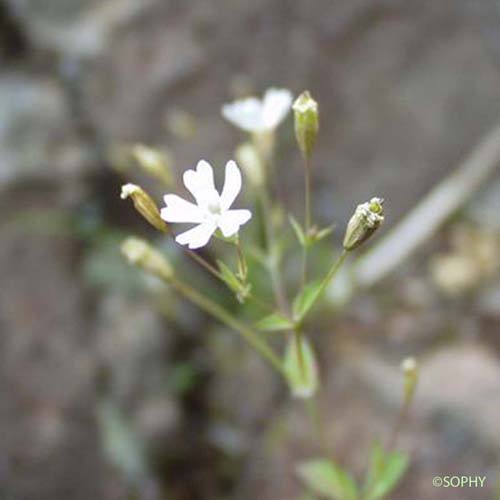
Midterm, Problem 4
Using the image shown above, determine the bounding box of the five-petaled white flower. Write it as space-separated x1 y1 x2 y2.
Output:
161 160 252 249
221 88 293 133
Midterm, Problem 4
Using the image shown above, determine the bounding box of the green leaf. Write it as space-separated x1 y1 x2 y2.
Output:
289 215 307 247
284 335 318 398
293 280 323 322
217 260 241 292
364 442 409 500
256 313 295 332
297 459 359 500
312 224 335 243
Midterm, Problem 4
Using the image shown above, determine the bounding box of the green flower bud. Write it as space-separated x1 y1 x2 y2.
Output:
401 357 418 404
292 91 319 159
121 237 173 281
343 197 384 251
121 183 168 233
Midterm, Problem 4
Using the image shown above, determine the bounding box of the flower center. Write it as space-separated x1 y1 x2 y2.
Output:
207 200 222 216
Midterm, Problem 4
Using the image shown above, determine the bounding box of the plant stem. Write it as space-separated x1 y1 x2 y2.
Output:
293 327 306 381
170 277 286 376
387 396 412 451
316 250 348 302
302 155 312 287
235 237 248 280
185 248 223 280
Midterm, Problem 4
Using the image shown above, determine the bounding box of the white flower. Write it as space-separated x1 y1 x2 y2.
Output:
160 160 252 249
221 88 293 133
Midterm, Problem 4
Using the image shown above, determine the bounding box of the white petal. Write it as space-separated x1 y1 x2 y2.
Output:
220 160 242 211
183 160 218 207
262 88 292 129
218 209 252 237
221 97 264 132
161 194 205 223
175 221 217 249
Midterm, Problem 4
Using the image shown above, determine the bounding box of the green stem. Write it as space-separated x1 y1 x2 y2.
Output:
297 250 349 326
316 250 348 302
170 277 286 376
235 237 248 281
302 155 312 287
185 248 223 280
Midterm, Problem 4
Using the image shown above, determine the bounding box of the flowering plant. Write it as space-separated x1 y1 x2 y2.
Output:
119 88 415 499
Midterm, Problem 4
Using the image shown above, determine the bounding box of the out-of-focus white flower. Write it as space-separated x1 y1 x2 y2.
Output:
161 160 252 249
221 88 293 133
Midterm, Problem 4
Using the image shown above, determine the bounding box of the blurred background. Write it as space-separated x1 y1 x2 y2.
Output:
1 1 500 499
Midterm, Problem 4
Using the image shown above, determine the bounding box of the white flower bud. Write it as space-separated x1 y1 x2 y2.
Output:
343 197 384 251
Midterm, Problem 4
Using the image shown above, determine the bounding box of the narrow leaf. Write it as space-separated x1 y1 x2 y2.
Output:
256 313 295 332
217 260 241 292
364 442 409 500
289 215 307 247
284 335 318 398
313 224 335 242
293 280 323 321
297 459 359 500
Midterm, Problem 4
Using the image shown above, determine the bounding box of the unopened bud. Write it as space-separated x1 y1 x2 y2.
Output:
401 357 418 404
121 183 168 233
235 142 264 187
343 197 384 251
121 237 173 281
132 144 173 186
293 91 319 159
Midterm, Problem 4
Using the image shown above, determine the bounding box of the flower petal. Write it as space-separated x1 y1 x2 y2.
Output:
262 88 292 129
175 221 217 249
161 194 205 223
221 97 264 132
220 160 242 211
183 160 218 207
218 209 252 238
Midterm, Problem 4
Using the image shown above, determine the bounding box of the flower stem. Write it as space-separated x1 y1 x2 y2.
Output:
294 327 306 381
302 155 312 287
170 277 286 376
299 250 348 325
185 248 223 280
235 237 248 281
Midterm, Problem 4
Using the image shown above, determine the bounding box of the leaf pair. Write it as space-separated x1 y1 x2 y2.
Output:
298 442 408 500
256 280 323 332
290 215 334 248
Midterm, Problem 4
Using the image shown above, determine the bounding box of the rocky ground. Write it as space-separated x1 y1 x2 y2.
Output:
1 1 500 499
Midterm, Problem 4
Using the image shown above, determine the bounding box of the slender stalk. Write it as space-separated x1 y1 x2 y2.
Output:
316 250 348 302
170 277 286 376
302 156 312 287
258 190 289 314
235 237 248 280
387 396 412 451
185 248 223 280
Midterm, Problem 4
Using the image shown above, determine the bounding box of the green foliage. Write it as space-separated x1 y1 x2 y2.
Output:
256 312 295 332
293 280 323 322
290 215 308 247
217 259 251 303
284 334 318 398
297 459 359 500
363 442 409 500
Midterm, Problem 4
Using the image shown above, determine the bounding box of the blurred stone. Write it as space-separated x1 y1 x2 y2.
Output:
0 227 108 499
6 0 150 58
0 74 88 189
135 397 181 450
